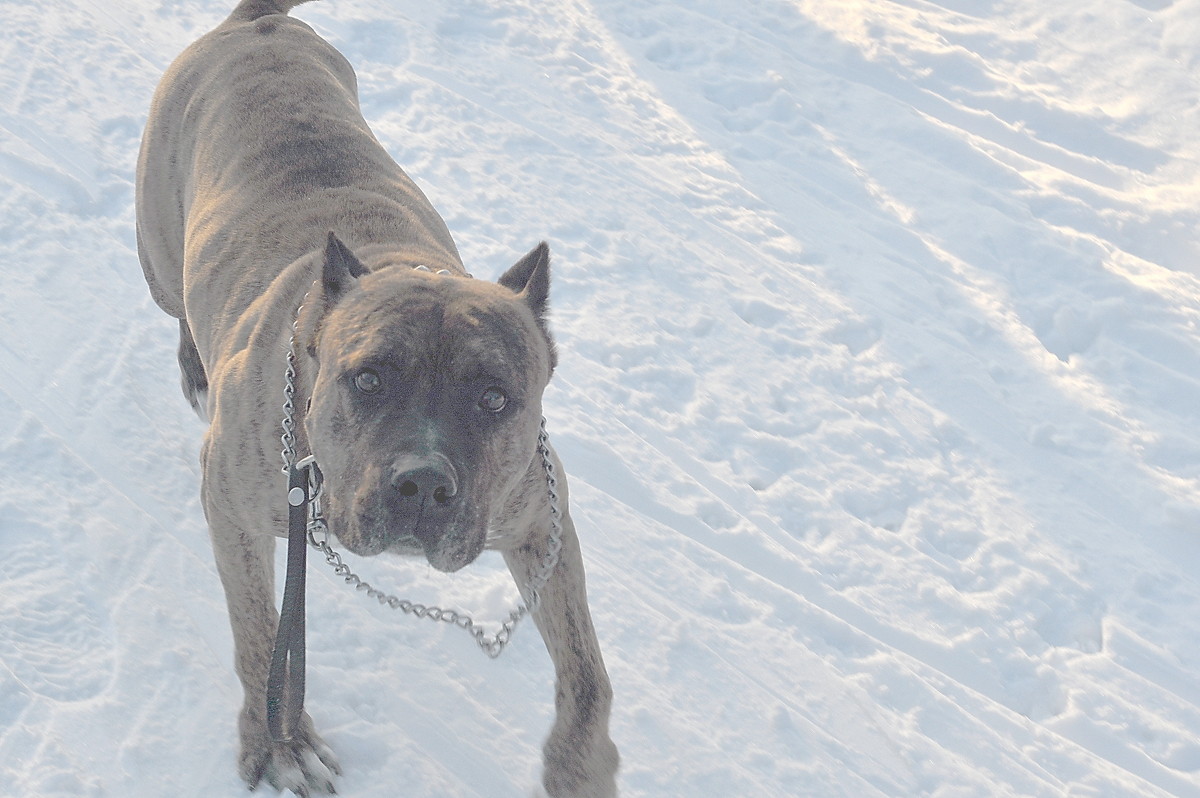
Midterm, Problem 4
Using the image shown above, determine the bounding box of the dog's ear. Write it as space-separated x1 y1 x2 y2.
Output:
298 233 367 358
499 241 550 320
323 231 369 299
499 242 556 372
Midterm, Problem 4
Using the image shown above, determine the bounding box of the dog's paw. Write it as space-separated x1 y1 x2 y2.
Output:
239 713 341 796
542 731 619 798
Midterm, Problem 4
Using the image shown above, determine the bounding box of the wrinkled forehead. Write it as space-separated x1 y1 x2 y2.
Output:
321 274 548 382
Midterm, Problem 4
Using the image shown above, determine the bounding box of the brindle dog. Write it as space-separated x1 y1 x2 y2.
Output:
135 1 618 794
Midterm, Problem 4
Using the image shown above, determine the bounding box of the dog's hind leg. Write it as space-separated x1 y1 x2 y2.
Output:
504 449 619 798
177 318 209 421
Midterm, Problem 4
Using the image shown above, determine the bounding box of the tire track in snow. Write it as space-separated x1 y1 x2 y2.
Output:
547 376 1180 792
553 406 1184 797
570 2 1200 794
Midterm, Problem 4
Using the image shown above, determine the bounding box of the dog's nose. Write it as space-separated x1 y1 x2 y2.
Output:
390 454 459 510
395 467 456 505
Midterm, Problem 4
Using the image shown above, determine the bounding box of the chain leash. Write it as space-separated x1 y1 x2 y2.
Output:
280 283 563 659
299 419 562 658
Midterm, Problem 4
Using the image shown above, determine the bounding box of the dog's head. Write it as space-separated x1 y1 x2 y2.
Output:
296 233 556 572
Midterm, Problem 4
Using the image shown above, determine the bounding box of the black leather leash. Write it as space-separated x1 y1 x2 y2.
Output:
266 461 318 742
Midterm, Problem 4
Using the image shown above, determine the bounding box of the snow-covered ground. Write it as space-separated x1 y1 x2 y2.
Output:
3 0 1200 795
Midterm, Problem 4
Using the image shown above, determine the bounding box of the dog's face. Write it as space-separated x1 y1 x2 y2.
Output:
298 235 556 572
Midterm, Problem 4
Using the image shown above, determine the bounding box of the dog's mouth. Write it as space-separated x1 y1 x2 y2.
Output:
327 492 486 573
414 533 485 573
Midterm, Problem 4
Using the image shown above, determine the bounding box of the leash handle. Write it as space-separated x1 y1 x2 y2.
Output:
267 464 310 742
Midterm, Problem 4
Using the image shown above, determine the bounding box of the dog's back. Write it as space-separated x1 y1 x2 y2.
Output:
136 0 322 315
136 0 461 374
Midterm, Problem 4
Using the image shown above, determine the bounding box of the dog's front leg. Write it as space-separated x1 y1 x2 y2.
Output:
205 496 340 795
504 452 620 798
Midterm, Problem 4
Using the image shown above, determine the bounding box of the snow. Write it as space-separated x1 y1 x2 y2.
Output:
2 0 1199 795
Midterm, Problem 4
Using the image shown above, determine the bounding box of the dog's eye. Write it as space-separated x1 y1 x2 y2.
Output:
353 368 382 394
479 386 507 412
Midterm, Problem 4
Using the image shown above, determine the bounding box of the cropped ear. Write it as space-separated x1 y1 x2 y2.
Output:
323 231 369 297
297 232 367 358
498 241 556 373
498 241 550 320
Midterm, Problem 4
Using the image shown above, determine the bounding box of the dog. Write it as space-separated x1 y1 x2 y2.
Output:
135 1 619 794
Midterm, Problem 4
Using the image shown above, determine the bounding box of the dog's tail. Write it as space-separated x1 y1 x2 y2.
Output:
228 0 317 22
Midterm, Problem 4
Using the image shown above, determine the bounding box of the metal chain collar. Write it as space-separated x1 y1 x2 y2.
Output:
280 280 563 659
